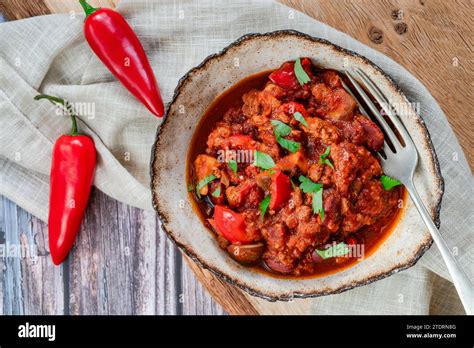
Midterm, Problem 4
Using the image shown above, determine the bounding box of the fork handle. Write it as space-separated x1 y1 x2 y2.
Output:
405 182 473 314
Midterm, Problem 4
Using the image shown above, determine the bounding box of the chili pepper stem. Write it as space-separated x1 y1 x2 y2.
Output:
69 113 79 136
79 0 98 17
34 94 80 136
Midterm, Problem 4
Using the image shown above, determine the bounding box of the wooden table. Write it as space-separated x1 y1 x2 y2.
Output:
0 0 471 315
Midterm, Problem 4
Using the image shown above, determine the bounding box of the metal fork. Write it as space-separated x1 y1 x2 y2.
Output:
344 67 473 314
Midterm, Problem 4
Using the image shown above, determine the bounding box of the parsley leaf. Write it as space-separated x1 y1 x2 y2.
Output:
271 120 301 153
253 150 276 170
320 146 330 158
195 174 217 198
293 111 308 127
275 135 301 153
380 175 402 190
298 175 323 194
290 178 296 190
228 160 238 175
315 242 349 259
212 186 221 197
312 188 324 220
187 184 194 192
260 195 271 221
271 120 291 137
319 158 334 170
299 176 324 219
318 146 334 170
294 58 311 85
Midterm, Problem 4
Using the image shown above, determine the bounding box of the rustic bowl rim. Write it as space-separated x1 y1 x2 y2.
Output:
150 30 444 301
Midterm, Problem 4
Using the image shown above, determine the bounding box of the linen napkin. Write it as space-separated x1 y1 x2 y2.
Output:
0 0 471 314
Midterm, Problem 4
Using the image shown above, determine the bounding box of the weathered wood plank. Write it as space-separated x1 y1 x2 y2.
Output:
181 258 226 315
184 259 257 315
1 187 226 315
67 188 206 315
69 188 138 314
0 196 64 314
20 215 65 315
129 207 156 315
0 196 24 315
0 0 51 20
155 219 181 315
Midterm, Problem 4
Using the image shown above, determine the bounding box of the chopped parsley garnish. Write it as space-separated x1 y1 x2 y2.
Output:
253 150 275 170
293 111 308 127
211 186 221 197
294 58 311 85
380 175 402 190
299 175 324 219
228 160 238 174
275 136 301 153
271 120 301 153
259 195 271 221
187 184 194 192
318 146 334 170
195 174 217 198
299 175 323 194
312 187 324 220
290 178 296 190
271 120 291 136
315 242 350 259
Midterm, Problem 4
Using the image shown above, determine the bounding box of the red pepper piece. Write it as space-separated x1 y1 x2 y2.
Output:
223 134 256 150
283 102 309 118
346 237 358 246
35 94 96 265
269 170 292 210
213 205 252 243
269 58 312 89
80 0 164 117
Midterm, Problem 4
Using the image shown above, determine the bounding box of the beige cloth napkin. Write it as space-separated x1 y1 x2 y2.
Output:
0 0 471 314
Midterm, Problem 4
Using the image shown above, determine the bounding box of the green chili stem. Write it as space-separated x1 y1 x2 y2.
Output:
79 0 98 17
34 94 79 136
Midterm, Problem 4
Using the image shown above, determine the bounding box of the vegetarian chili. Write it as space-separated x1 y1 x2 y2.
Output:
188 59 404 277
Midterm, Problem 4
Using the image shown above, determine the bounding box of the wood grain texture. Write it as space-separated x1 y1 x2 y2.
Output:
279 0 473 169
0 0 51 20
1 196 65 315
0 0 472 316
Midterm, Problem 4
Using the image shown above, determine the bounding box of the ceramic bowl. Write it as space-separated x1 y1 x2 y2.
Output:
150 31 444 301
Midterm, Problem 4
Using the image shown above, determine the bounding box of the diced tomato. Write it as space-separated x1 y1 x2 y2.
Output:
269 170 292 210
213 205 253 243
269 58 312 89
277 151 308 174
283 102 309 118
223 134 255 150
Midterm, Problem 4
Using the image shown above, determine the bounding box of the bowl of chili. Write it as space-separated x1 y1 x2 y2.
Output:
151 31 443 300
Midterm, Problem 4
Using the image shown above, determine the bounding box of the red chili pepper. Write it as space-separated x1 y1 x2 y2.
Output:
79 0 164 117
35 94 96 265
213 205 252 243
269 58 311 89
269 170 292 210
